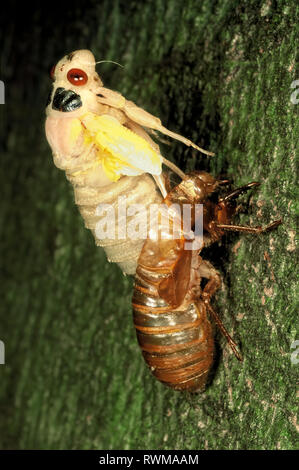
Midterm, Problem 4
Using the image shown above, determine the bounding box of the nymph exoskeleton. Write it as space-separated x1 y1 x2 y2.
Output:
45 49 213 274
133 172 281 391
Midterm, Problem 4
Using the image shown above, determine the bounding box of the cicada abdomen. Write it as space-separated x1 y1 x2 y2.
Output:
133 172 282 391
74 173 161 274
45 50 213 274
133 268 215 391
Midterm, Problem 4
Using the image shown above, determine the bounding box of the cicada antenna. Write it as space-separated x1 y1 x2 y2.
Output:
95 60 124 68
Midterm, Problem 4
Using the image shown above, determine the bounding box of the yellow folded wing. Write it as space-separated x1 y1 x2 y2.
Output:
80 113 163 182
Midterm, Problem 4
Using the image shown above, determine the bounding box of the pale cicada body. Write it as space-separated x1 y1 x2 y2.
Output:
45 50 211 274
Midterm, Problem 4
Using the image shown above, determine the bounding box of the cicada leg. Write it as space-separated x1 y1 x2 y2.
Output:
197 260 243 362
216 219 282 234
215 181 282 235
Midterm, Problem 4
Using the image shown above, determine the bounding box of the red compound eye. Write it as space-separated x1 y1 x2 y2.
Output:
67 68 88 86
50 65 56 80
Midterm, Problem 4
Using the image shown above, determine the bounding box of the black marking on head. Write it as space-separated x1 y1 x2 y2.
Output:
67 53 75 61
52 87 82 112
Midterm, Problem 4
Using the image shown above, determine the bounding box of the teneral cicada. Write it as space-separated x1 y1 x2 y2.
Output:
45 49 213 274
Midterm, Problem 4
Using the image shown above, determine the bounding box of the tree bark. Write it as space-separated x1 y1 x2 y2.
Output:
0 0 297 450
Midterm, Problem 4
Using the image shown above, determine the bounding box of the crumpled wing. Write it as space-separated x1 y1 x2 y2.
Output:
80 113 163 182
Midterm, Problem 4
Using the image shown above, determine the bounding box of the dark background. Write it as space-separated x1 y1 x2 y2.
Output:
0 0 298 450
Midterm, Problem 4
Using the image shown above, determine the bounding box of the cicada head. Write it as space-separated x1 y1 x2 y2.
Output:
46 49 103 118
45 50 111 170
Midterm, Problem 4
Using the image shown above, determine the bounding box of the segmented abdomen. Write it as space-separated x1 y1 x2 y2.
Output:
132 265 214 392
73 173 161 274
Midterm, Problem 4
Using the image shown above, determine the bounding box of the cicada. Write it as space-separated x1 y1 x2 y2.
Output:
45 49 213 274
133 172 281 391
